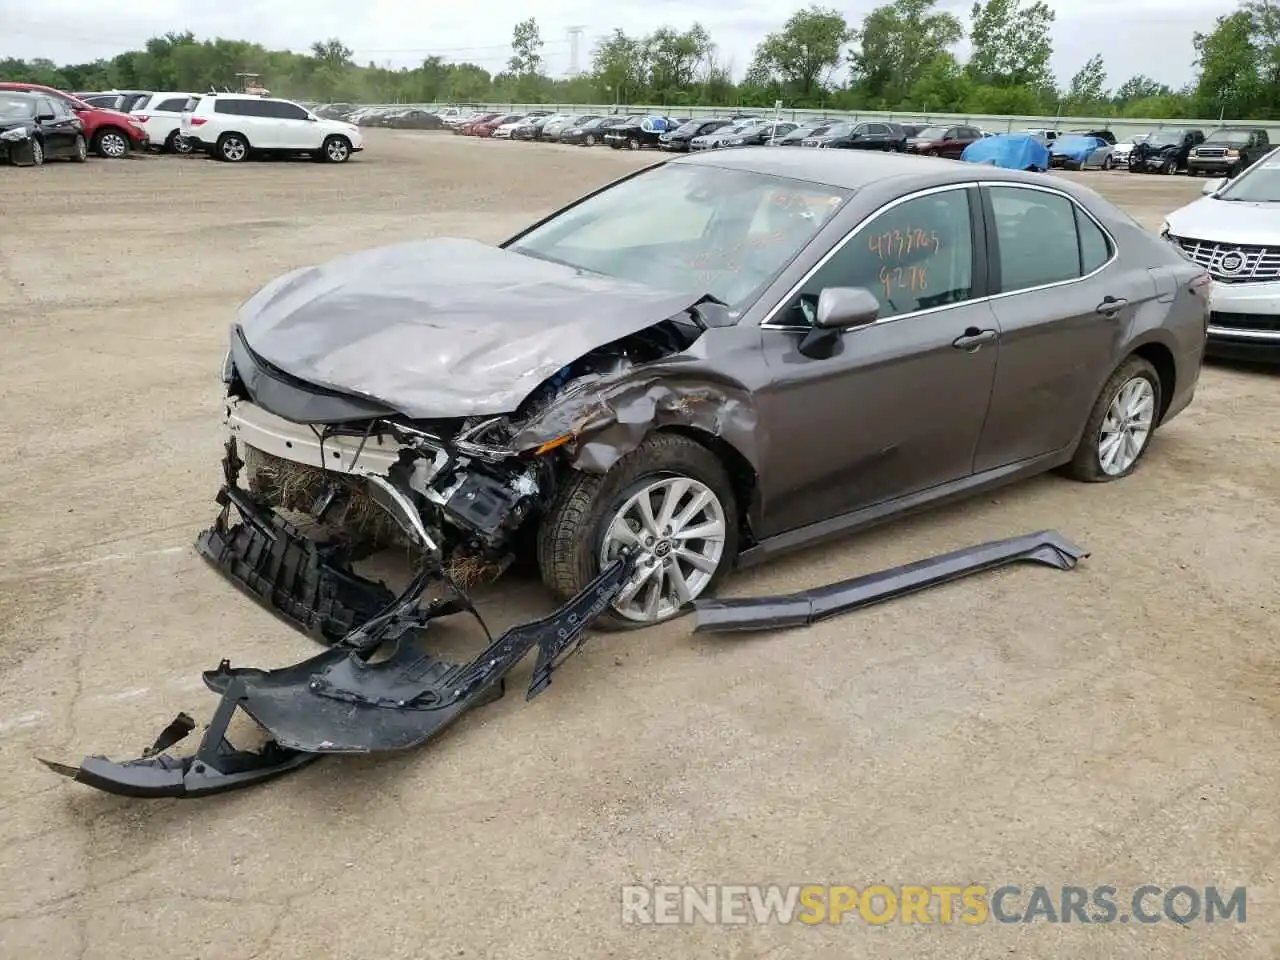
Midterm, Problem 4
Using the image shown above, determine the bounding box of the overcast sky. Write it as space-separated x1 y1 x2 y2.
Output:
1 0 1239 90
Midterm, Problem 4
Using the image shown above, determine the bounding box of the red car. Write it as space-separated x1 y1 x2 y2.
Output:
455 112 500 136
472 113 523 138
0 82 148 158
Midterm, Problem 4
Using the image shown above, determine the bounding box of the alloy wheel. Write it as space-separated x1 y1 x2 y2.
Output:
600 476 727 623
1098 376 1156 476
325 138 350 162
98 131 127 158
31 138 44 165
221 137 247 161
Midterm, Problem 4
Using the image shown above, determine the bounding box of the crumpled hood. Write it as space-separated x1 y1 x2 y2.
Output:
236 238 706 420
1166 195 1280 245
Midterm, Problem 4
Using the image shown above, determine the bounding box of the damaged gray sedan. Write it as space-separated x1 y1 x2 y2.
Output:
220 148 1207 627
44 149 1210 798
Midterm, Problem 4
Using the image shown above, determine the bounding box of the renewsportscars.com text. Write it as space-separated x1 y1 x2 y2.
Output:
620 884 1246 925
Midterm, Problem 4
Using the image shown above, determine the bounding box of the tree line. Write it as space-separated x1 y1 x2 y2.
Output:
2 0 1277 119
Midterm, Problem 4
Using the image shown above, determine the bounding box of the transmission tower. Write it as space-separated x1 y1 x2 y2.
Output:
566 26 585 76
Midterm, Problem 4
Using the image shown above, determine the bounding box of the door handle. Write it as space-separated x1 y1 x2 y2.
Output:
1096 296 1129 316
952 328 998 351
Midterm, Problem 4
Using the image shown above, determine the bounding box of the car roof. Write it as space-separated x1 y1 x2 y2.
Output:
0 90 40 101
670 146 1058 192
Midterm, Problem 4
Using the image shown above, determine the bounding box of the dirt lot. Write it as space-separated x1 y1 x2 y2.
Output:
1 131 1277 959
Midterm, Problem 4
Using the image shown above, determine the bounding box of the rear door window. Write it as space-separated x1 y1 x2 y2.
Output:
156 97 189 112
987 186 1108 292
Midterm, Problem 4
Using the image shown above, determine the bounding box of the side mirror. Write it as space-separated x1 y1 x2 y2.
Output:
1202 177 1228 196
814 287 880 329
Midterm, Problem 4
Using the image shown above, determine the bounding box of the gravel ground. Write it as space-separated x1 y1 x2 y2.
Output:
1 131 1277 959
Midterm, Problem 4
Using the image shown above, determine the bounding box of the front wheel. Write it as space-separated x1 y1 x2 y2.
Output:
1162 157 1178 175
93 128 130 159
30 137 44 166
321 135 352 163
537 433 739 630
1062 356 1162 482
628 137 640 150
70 134 87 162
1102 155 1113 170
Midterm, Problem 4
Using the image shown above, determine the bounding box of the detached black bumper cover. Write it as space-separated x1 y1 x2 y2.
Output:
40 472 637 798
690 530 1088 632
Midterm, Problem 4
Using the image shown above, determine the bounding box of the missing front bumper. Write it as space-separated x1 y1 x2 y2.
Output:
40 463 637 798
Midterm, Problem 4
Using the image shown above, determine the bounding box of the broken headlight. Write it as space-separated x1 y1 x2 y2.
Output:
220 348 234 384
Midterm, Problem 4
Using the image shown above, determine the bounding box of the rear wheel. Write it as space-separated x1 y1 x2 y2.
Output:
215 133 249 162
1162 157 1178 175
584 133 596 146
1102 154 1113 170
1063 356 1162 482
537 433 739 630
70 134 87 162
628 137 640 150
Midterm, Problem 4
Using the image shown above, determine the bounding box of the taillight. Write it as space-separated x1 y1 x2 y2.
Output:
134 114 149 122
189 116 207 126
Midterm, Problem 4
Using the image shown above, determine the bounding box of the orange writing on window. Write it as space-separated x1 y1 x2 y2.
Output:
879 263 928 300
868 228 941 261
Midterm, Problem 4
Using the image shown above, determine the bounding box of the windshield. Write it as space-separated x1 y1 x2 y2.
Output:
507 164 850 308
1209 130 1253 144
1215 155 1280 201
0 95 33 119
916 126 948 139
1146 132 1181 146
793 124 831 139
822 122 853 137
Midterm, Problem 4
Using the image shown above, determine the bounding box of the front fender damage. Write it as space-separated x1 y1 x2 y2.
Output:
39 450 637 799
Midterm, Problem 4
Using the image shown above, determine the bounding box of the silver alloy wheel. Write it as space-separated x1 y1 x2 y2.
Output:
221 136 247 161
1098 376 1156 476
600 476 727 623
172 132 192 154
585 133 595 146
325 137 349 161
99 131 127 157
31 138 44 165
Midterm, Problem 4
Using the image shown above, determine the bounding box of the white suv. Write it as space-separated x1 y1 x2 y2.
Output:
130 91 197 153
182 94 364 163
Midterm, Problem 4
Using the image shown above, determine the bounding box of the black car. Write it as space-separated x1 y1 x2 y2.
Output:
658 117 734 152
559 117 614 146
604 117 682 150
0 90 88 165
801 120 908 152
1128 128 1206 174
899 123 928 138
386 109 445 130
1187 127 1271 177
768 120 838 146
724 121 797 146
1066 128 1116 145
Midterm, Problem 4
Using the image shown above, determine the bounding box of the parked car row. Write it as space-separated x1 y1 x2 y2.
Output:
0 81 147 162
1017 125 1272 179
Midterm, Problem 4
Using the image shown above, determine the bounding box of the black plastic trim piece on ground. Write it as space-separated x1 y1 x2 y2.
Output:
690 529 1089 633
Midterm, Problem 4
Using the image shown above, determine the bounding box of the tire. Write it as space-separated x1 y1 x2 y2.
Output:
537 433 739 630
321 135 352 163
1162 157 1178 175
926 149 940 157
165 130 193 155
628 137 640 151
93 128 130 159
584 133 596 146
215 132 249 162
1102 155 1113 170
1062 355 1162 483
70 134 87 162
30 137 44 166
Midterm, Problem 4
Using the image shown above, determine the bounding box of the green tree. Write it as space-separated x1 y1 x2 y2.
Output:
591 29 648 103
751 6 853 99
904 51 972 111
646 25 713 99
848 0 963 108
1113 74 1170 104
967 0 1055 88
1192 10 1262 117
508 18 544 76
1063 53 1108 113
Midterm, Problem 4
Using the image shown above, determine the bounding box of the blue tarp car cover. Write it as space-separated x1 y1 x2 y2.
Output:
960 133 1050 171
1051 135 1106 164
640 116 668 133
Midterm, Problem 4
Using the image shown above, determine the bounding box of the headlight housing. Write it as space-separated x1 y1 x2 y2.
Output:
1159 220 1171 240
221 349 234 384
0 126 29 141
